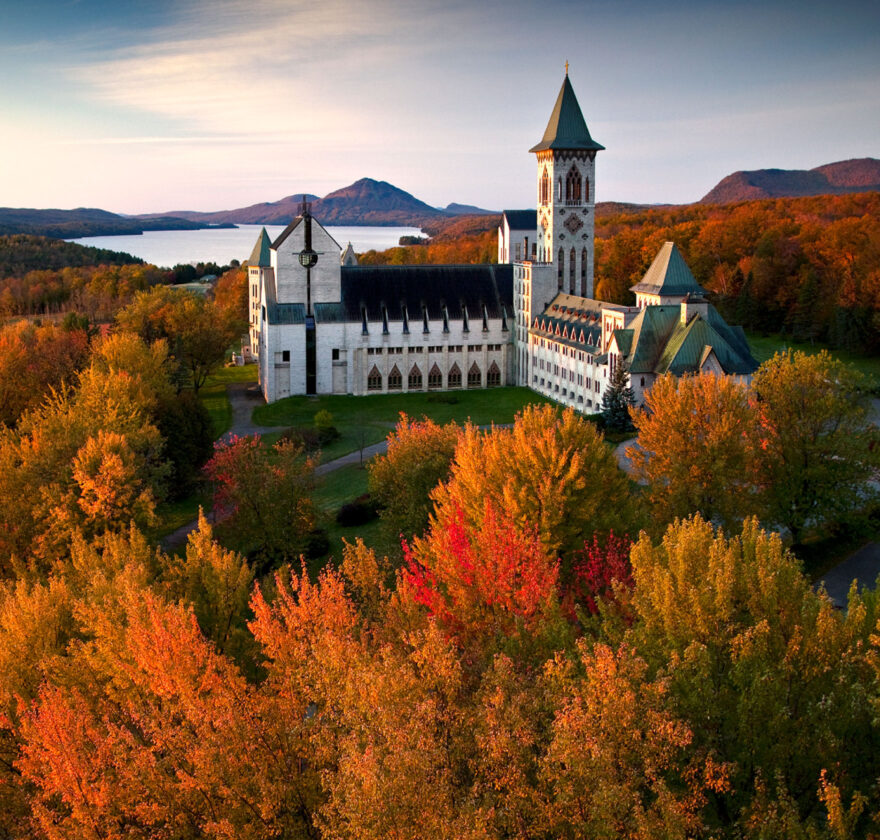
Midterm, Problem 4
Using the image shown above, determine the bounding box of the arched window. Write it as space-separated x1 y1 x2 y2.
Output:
448 362 462 389
557 248 564 290
428 363 442 389
468 361 481 389
388 365 402 390
569 247 576 294
408 364 422 390
540 167 550 206
487 361 501 387
367 365 382 391
584 176 590 203
565 165 582 204
557 178 562 201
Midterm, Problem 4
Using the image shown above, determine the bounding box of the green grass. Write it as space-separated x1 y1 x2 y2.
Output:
252 387 555 462
151 489 210 540
745 332 880 386
198 363 259 437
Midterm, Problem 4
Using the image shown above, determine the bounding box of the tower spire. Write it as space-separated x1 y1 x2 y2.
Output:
565 60 569 76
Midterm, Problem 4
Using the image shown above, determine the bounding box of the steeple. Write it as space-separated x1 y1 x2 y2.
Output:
532 72 603 298
248 227 272 267
529 75 604 153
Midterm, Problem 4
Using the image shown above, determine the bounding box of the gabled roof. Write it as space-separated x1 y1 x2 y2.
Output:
271 214 342 252
502 210 538 230
248 227 272 267
529 75 605 153
341 242 358 266
630 242 707 298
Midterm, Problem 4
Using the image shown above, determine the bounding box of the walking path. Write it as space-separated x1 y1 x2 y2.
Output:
162 387 880 603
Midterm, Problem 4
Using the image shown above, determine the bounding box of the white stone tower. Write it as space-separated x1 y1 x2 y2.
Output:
530 69 604 298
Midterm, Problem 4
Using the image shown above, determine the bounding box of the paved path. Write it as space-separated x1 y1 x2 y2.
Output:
816 542 880 608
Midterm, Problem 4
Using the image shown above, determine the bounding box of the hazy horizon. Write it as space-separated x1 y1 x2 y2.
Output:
2 0 878 214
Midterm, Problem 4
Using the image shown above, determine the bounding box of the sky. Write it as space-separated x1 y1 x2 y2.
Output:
1 0 878 214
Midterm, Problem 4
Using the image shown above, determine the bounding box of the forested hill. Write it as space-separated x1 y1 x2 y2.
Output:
592 191 880 353
0 207 230 239
0 234 143 277
701 157 880 203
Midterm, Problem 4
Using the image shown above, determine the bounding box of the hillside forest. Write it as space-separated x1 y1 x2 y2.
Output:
0 195 878 837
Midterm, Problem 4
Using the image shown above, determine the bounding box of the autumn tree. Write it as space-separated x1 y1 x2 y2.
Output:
116 285 241 391
627 515 880 829
628 372 758 532
204 435 317 567
431 404 641 564
367 414 459 541
0 320 89 427
751 350 880 544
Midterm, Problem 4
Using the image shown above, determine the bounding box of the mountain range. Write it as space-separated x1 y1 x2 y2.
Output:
700 158 880 204
2 160 877 240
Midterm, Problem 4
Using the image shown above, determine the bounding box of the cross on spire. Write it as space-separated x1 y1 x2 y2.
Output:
565 60 569 76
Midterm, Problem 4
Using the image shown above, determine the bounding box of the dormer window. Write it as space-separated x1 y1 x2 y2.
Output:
361 305 368 335
422 303 429 333
461 303 469 333
482 304 489 332
381 304 389 335
402 304 409 334
442 305 449 334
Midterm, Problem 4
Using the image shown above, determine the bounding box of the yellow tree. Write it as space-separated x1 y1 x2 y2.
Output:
431 404 640 563
628 515 880 828
628 372 758 532
367 414 460 541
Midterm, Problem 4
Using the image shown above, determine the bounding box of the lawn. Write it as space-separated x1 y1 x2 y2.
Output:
745 332 880 386
252 387 555 462
198 363 259 437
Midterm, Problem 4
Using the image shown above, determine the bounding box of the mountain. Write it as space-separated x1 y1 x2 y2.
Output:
443 202 496 216
0 207 230 239
700 158 880 204
139 179 447 227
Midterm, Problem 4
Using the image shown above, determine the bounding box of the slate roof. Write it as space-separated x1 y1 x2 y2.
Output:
248 227 272 267
502 210 538 230
630 242 707 298
331 264 513 326
528 293 608 353
529 75 605 153
615 304 757 376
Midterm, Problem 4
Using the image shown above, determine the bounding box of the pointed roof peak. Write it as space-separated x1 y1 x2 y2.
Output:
529 75 605 154
630 241 707 298
248 227 272 267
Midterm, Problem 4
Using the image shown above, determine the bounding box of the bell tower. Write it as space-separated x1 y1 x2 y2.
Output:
530 68 604 298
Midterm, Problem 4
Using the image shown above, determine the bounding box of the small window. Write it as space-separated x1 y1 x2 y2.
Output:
332 348 340 361
282 350 290 362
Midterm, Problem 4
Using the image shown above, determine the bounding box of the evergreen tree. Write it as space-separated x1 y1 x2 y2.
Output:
601 359 635 432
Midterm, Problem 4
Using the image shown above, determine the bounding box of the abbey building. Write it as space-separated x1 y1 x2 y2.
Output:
249 73 756 405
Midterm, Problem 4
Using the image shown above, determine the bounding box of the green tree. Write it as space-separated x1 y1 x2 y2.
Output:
600 358 635 432
751 350 880 544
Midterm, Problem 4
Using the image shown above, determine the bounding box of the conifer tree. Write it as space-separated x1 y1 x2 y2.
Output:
600 358 635 432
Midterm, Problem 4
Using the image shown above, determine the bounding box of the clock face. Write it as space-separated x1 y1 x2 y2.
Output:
564 214 584 234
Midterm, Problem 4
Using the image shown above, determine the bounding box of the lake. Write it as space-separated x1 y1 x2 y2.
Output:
67 224 425 267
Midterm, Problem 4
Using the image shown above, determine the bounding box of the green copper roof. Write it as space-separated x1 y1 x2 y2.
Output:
630 242 707 298
615 303 758 376
248 227 272 267
530 75 605 153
